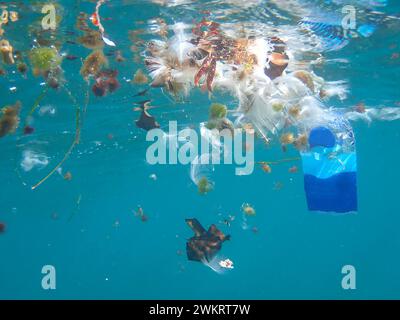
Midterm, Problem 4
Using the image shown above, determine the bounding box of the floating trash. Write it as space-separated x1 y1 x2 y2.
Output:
185 218 230 264
190 153 215 195
90 0 116 47
219 258 234 270
20 150 49 172
134 100 160 131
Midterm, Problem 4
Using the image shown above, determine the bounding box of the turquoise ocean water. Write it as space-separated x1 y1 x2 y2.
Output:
0 0 400 299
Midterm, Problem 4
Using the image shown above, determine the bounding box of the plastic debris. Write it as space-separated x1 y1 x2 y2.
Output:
134 100 160 131
91 0 116 47
185 218 230 263
218 258 234 269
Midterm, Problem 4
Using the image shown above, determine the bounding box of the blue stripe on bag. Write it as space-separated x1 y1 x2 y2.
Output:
302 125 358 213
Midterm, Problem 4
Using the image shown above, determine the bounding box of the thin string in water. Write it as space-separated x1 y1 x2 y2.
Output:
31 87 83 190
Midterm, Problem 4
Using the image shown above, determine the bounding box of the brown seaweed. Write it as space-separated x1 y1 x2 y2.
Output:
78 29 104 50
0 101 21 138
132 68 149 84
0 39 15 64
80 50 108 79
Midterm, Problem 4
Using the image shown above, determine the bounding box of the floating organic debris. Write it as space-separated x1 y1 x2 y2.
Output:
260 163 272 173
132 69 148 84
23 125 35 135
0 222 5 233
288 105 301 118
272 101 284 112
191 153 215 195
134 100 160 131
44 66 64 89
293 133 308 151
76 12 90 32
197 176 213 195
293 70 315 92
81 50 108 79
242 203 256 216
185 218 230 263
0 39 15 64
288 166 298 173
29 47 61 75
0 101 21 138
17 62 28 75
134 206 148 222
9 11 18 22
209 103 227 119
206 103 234 132
258 158 300 173
78 29 104 49
115 50 125 62
280 132 295 145
92 69 120 97
64 171 72 181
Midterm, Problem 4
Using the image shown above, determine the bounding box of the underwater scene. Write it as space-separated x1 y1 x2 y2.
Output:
0 0 400 300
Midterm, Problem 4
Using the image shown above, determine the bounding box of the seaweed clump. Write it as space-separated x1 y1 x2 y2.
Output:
132 69 148 84
197 176 213 195
0 39 15 64
92 69 120 97
81 50 108 79
29 47 61 76
28 47 64 88
78 29 104 50
242 203 256 216
0 101 21 138
209 103 227 119
206 103 234 132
